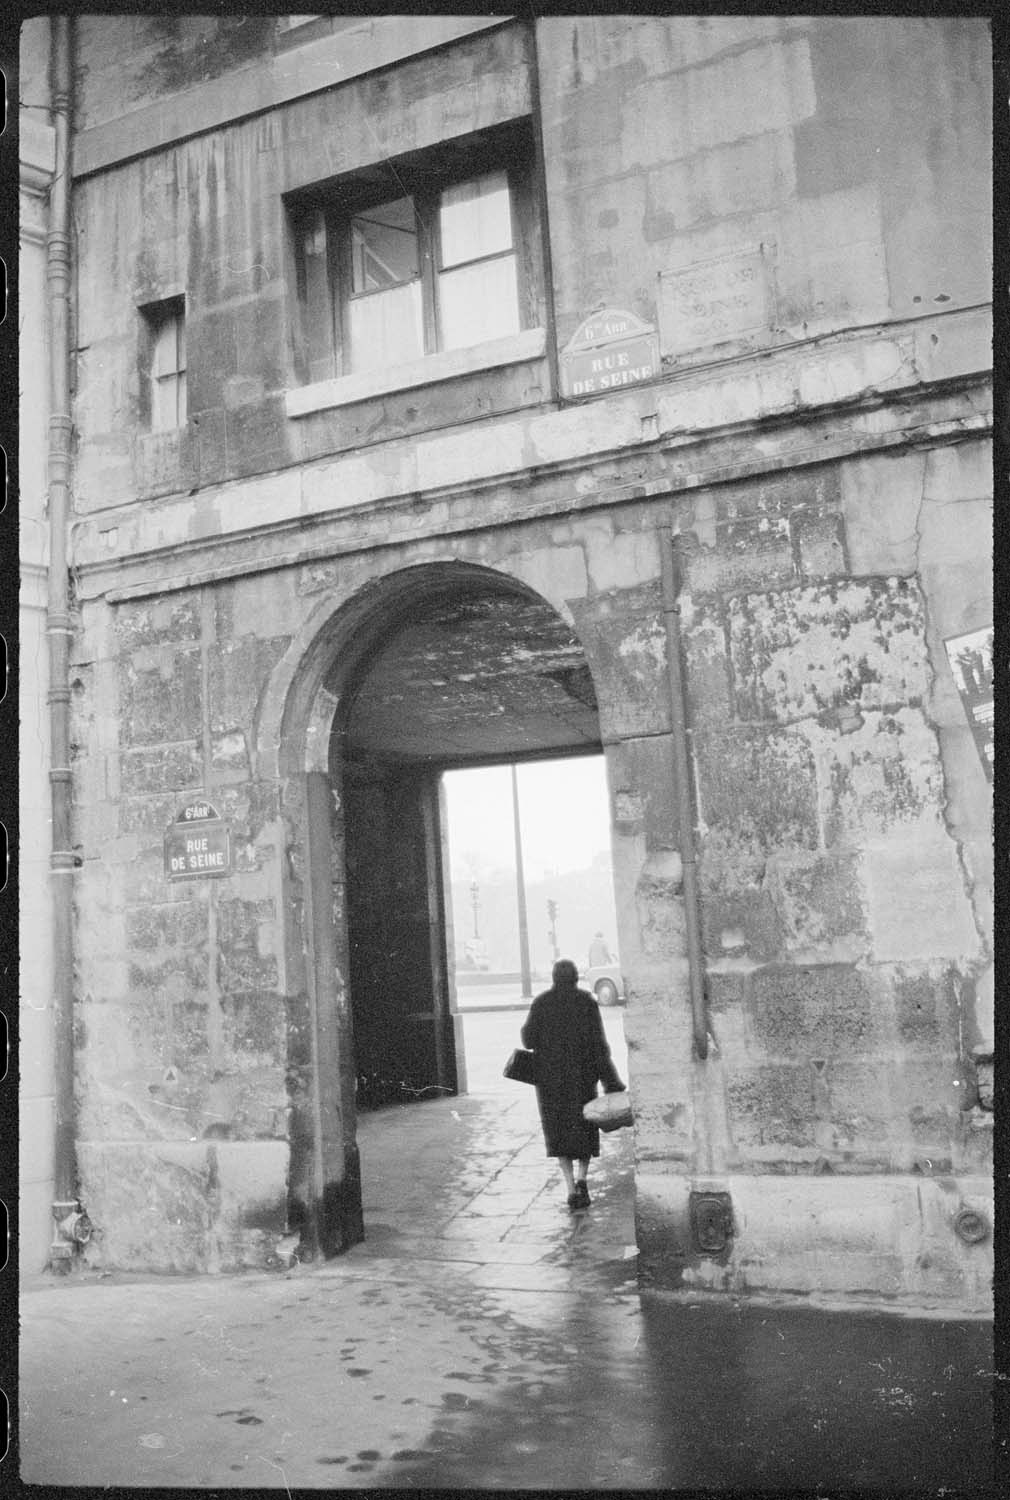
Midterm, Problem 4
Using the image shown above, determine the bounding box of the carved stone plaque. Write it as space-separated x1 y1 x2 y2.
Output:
659 244 774 359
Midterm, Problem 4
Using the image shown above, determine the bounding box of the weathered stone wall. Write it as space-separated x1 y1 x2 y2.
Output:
539 16 991 349
71 14 504 139
679 444 990 1166
630 440 993 1303
70 512 679 1269
71 21 536 509
71 587 298 1270
69 447 992 1294
60 14 992 1300
19 16 57 1275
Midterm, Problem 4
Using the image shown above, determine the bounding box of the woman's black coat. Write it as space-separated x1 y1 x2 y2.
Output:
520 984 625 1159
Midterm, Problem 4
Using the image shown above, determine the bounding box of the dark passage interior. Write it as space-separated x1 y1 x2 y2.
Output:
331 570 602 1109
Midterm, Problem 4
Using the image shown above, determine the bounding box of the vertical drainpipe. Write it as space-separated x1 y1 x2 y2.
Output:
47 15 89 1265
660 531 709 1061
524 13 561 404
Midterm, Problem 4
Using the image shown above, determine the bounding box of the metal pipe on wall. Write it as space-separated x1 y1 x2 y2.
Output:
659 531 709 1061
47 14 83 1263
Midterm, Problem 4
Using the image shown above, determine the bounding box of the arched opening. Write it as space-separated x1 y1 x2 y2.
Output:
278 559 619 1257
335 570 604 1110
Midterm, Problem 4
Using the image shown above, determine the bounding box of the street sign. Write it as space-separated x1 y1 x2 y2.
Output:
560 306 660 400
164 799 232 880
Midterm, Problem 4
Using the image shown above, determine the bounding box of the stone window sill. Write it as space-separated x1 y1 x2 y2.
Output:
284 327 547 418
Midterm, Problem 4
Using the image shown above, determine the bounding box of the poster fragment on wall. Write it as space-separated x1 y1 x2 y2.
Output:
943 626 993 782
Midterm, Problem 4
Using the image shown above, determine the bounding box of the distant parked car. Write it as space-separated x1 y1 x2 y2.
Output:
584 962 625 1006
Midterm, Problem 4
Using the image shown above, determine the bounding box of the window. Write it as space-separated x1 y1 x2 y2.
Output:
141 298 187 431
289 125 543 388
275 13 360 49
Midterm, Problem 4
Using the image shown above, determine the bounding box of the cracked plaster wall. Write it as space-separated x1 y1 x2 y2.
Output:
675 441 992 1199
57 14 991 1291
68 517 684 1270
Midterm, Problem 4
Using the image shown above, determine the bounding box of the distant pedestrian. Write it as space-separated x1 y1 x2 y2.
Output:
520 958 626 1211
588 931 613 966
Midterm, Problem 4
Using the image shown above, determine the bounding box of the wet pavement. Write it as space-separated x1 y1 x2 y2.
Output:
17 1013 1000 1492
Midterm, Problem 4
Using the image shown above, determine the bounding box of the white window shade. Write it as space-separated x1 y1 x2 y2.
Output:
439 255 519 351
348 280 424 373
439 172 512 268
152 316 180 378
151 309 186 430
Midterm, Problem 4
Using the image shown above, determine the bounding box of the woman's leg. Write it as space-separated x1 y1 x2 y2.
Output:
558 1157 576 1195
575 1158 589 1183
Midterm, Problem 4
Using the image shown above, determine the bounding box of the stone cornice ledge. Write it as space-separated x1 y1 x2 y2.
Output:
83 389 990 608
73 307 992 601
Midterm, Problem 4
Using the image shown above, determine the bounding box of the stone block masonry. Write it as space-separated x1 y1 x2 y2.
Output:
675 448 989 1220
52 14 991 1304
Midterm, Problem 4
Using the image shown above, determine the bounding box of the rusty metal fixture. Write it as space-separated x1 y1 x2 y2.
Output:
660 532 709 1060
47 15 85 1263
953 1208 989 1245
50 1202 93 1271
690 1191 733 1255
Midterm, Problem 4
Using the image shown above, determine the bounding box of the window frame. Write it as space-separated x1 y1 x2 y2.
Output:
288 123 543 389
138 295 187 433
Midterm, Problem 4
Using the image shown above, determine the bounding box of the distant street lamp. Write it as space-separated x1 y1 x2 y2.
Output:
512 765 533 998
470 879 480 939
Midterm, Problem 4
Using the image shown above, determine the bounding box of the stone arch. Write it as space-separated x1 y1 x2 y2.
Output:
259 554 616 1257
256 553 587 779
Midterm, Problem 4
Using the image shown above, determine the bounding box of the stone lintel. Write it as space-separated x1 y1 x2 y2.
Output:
75 352 990 609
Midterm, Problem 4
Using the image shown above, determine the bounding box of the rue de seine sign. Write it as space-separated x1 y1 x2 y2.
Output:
560 307 660 399
164 800 233 880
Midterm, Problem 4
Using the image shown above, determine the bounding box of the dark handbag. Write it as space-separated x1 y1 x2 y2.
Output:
503 1048 538 1085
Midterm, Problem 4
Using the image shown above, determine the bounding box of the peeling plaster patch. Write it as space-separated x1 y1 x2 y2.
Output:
211 730 248 771
684 516 796 599
729 577 929 722
798 708 945 842
617 619 667 671
683 604 732 724
862 838 982 964
614 791 644 823
634 849 687 957
694 725 819 854
972 965 994 1053
762 847 868 960
114 596 201 647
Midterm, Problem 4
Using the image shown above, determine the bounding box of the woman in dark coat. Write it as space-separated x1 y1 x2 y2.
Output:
520 958 626 1211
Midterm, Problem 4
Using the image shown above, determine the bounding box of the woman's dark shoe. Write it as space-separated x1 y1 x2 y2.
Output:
574 1180 591 1208
567 1191 582 1211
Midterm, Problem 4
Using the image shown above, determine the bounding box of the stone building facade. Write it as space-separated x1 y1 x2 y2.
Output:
29 14 993 1305
19 18 58 1273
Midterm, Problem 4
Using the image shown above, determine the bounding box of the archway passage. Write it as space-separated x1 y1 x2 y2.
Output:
330 570 603 1111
